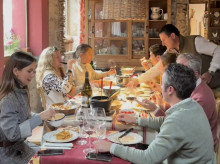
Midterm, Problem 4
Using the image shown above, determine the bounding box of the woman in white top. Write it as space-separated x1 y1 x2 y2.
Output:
71 44 116 93
36 46 75 109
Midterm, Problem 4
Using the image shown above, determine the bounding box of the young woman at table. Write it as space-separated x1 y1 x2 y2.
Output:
36 46 76 109
0 51 55 164
71 44 116 93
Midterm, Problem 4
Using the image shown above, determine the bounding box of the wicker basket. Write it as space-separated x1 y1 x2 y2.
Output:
103 0 146 20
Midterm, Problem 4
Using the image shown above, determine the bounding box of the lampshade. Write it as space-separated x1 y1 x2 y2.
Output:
103 0 146 20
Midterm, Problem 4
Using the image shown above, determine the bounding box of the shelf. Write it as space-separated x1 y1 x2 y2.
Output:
149 38 160 39
94 37 128 40
149 20 167 22
209 26 220 29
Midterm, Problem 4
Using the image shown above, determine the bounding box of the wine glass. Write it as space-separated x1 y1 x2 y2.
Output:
92 107 106 140
83 112 96 154
75 108 88 145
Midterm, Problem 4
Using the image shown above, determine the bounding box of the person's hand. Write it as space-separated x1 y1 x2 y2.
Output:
39 109 56 121
94 140 112 153
141 60 150 70
117 113 136 124
135 99 157 111
201 71 212 84
67 59 76 70
147 81 161 92
108 68 116 76
126 78 139 88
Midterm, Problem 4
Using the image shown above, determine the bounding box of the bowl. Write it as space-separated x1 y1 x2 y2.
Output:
50 102 79 116
103 86 121 97
121 67 133 76
89 96 112 115
47 113 65 127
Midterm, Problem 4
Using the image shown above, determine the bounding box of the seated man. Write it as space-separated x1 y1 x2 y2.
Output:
94 63 216 164
177 53 218 151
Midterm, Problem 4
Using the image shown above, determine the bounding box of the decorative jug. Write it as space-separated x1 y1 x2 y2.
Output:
150 7 163 20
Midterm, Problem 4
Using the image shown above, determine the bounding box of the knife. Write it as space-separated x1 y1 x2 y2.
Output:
118 128 134 139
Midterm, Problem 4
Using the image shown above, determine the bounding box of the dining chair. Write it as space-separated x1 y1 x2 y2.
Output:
38 87 46 111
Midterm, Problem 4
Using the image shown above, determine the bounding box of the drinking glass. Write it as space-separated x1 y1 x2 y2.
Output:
75 108 88 145
92 107 106 139
83 112 96 154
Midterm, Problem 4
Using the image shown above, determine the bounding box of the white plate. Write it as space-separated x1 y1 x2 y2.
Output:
107 132 142 145
43 130 78 143
133 106 151 111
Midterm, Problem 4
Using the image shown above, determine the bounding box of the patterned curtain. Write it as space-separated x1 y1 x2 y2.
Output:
80 0 85 43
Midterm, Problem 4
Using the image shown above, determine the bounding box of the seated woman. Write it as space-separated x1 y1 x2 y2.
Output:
36 46 75 110
0 51 55 164
71 44 116 93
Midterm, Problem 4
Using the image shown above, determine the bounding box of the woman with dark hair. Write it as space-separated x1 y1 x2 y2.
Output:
71 44 116 93
0 51 55 164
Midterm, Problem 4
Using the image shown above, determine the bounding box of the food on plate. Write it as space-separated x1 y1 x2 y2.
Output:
51 103 72 110
136 91 144 95
136 103 143 107
120 111 135 115
113 135 135 144
55 130 72 140
48 113 65 121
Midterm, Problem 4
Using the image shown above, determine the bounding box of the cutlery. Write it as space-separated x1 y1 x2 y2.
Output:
118 128 134 139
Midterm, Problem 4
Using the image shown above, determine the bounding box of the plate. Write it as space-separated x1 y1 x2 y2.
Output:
107 132 142 145
133 106 152 111
43 130 78 143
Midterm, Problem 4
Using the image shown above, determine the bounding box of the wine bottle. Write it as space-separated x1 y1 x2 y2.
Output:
81 71 92 108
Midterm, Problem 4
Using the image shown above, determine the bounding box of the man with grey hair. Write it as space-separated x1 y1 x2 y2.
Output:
94 64 216 164
176 53 218 151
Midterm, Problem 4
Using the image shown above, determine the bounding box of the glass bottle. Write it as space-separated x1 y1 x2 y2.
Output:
81 71 92 108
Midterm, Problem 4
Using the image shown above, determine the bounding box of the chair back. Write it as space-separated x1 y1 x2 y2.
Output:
38 87 46 110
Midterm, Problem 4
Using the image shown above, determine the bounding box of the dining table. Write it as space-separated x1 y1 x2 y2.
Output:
40 136 131 164
32 78 157 164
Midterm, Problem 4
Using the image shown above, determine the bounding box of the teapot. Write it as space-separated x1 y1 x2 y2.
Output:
150 7 163 20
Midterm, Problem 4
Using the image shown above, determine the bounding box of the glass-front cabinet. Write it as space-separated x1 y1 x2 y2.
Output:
86 0 171 68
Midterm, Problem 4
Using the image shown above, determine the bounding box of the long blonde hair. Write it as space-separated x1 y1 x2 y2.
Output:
36 46 64 88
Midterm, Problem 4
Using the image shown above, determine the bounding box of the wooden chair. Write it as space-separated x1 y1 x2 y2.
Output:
38 87 46 111
37 87 55 133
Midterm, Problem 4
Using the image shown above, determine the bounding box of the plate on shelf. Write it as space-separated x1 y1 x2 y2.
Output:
107 132 142 145
43 129 78 143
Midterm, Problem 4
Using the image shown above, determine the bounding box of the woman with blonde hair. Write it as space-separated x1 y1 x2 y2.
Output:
36 46 75 109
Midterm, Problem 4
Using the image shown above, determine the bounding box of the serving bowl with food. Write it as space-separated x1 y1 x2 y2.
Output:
50 101 80 116
47 113 65 127
103 85 121 98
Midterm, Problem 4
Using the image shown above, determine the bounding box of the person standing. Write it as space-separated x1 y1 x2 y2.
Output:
128 24 220 90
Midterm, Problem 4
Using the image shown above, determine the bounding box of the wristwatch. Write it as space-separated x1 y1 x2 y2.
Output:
67 70 72 73
209 71 215 76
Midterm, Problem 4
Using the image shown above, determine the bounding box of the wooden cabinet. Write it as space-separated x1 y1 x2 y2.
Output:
207 0 220 45
85 0 171 68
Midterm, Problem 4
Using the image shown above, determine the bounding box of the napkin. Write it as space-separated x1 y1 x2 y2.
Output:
41 143 73 150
